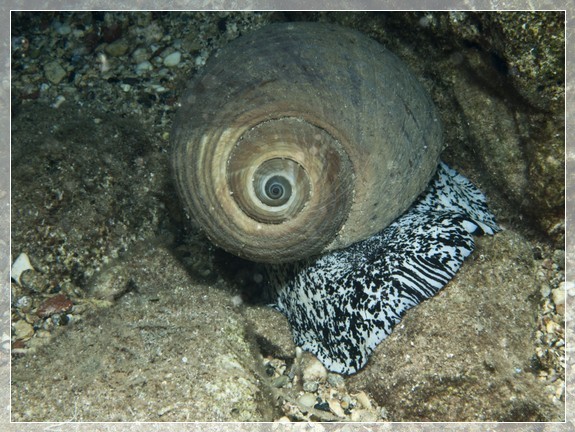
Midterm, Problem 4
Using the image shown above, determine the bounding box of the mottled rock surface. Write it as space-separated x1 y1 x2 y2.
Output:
11 246 274 422
347 230 560 421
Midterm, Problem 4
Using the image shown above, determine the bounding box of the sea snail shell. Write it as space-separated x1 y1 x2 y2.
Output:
171 22 443 263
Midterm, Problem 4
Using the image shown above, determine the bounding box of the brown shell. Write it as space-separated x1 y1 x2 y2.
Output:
171 22 443 263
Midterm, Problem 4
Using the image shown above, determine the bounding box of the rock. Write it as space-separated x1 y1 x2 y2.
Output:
43 60 67 84
553 249 565 269
327 373 345 388
11 102 163 310
302 381 318 392
163 51 181 67
327 399 345 418
272 375 290 388
11 252 33 285
36 294 73 318
302 358 327 383
298 393 316 408
482 13 564 113
437 12 564 242
104 38 130 57
356 12 564 243
12 320 34 341
11 246 275 422
135 60 153 74
347 230 563 421
350 409 378 422
131 47 149 64
552 285 565 309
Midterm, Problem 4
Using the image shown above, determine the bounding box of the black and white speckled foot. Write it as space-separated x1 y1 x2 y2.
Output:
265 161 501 375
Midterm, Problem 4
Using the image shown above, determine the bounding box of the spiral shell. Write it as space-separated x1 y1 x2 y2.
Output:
171 22 443 263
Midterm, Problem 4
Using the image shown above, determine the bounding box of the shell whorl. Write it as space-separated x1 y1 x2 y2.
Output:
171 22 443 263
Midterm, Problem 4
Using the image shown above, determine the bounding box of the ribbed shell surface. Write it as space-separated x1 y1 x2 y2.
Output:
171 22 443 263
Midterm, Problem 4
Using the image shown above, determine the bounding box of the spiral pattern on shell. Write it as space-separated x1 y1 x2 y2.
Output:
171 22 443 263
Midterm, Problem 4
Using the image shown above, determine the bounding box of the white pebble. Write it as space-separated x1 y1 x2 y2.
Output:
298 393 316 408
149 84 167 93
11 253 34 285
303 381 318 392
353 391 372 410
552 285 565 306
327 399 346 418
135 60 153 74
51 95 66 109
14 296 32 309
163 51 181 67
540 284 551 298
195 52 207 67
546 320 560 334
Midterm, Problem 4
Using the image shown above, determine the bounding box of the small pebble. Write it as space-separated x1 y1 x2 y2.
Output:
11 252 34 285
552 249 565 269
298 393 316 408
551 286 565 307
327 399 346 418
105 39 130 57
195 52 207 67
88 264 130 300
36 294 73 318
135 60 153 74
163 51 181 67
354 391 372 410
327 373 345 388
132 47 149 64
545 320 560 335
230 294 243 307
12 320 34 340
380 406 389 419
313 401 330 412
51 95 66 109
302 358 327 383
12 36 29 52
149 84 167 93
102 22 123 43
135 12 152 27
14 295 32 311
272 375 290 388
351 409 378 422
43 60 67 84
303 381 318 392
